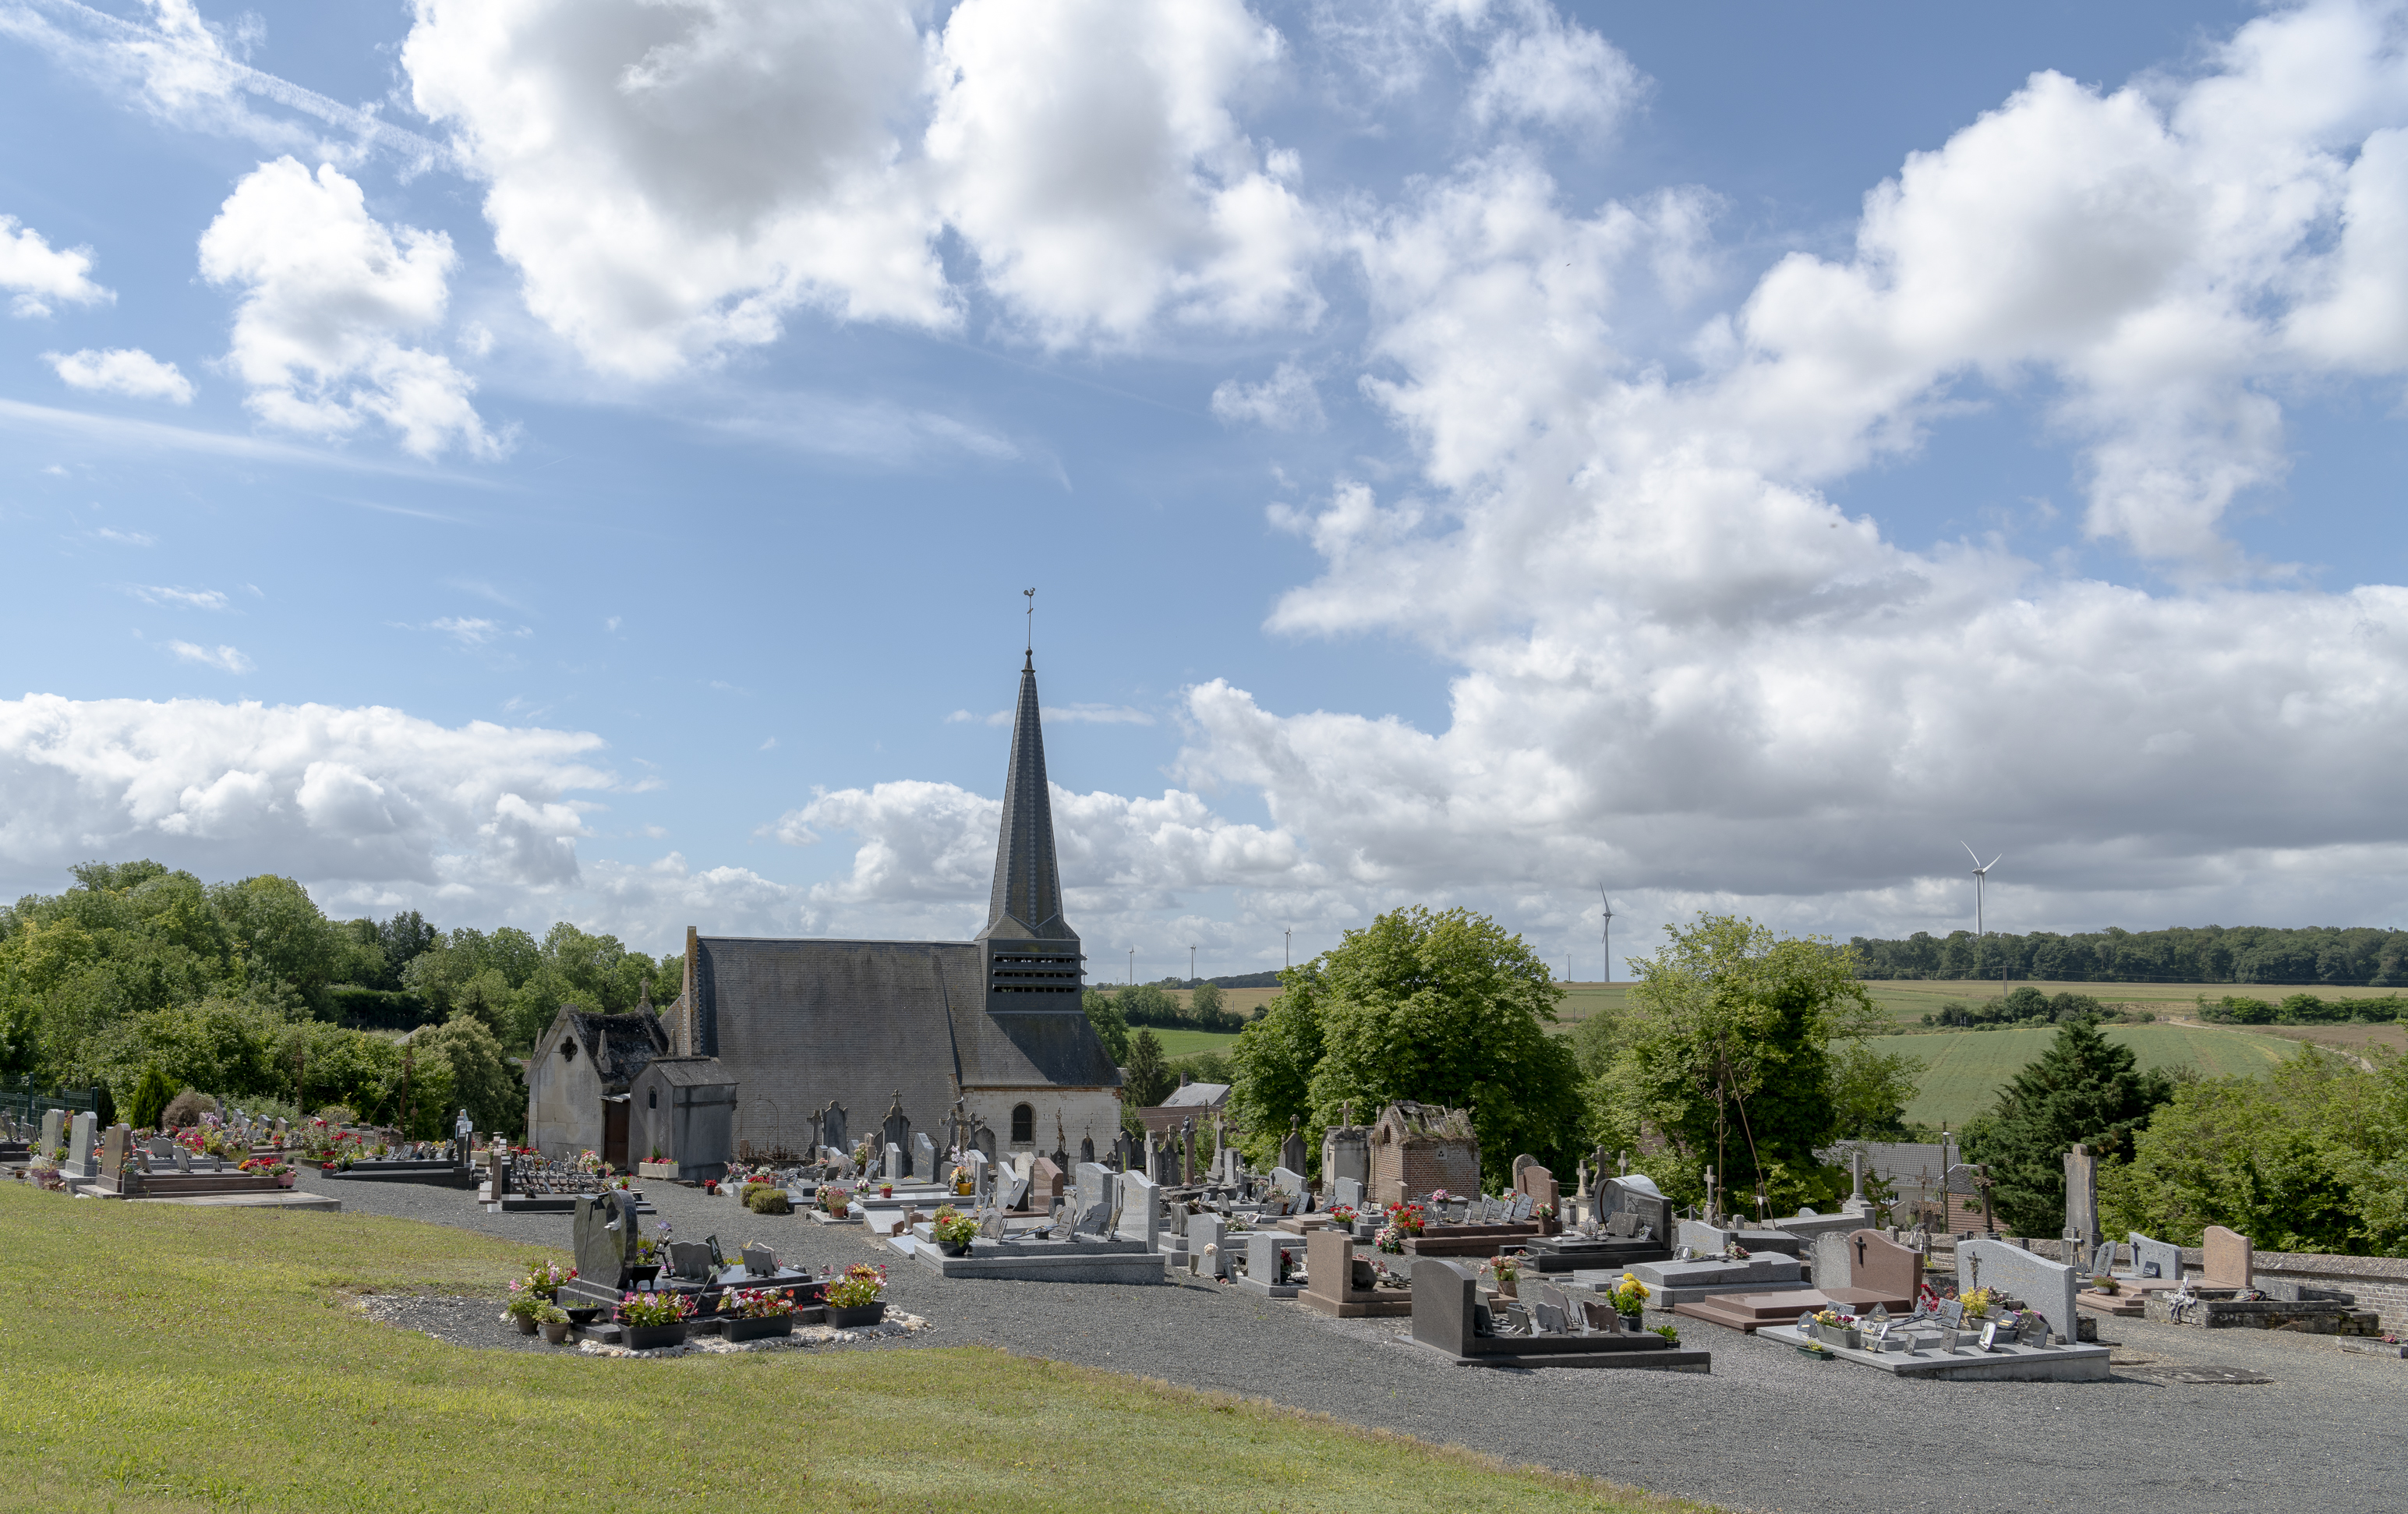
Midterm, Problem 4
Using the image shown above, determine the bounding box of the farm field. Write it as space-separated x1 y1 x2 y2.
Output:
1151 1028 1243 1059
1898 1021 2304 1127
1858 977 2408 1024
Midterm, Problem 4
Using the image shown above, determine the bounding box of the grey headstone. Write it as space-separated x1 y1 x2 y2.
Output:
740 1243 777 1276
999 1169 1031 1212
1958 1238 2079 1343
62 1112 100 1178
1409 1259 1482 1355
1246 1231 1296 1286
966 1149 991 1198
1271 1166 1307 1201
885 1141 904 1182
1531 1299 1568 1335
912 1131 937 1181
39 1109 62 1151
571 1191 640 1290
2129 1231 2180 1282
1508 1191 1535 1222
1335 1176 1364 1211
1075 1160 1112 1218
2089 1239 2118 1275
1600 1174 1671 1244
99 1124 130 1180
1115 1169 1163 1250
1188 1212 1229 1277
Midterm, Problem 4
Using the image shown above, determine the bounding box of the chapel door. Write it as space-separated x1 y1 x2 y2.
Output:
603 1099 629 1169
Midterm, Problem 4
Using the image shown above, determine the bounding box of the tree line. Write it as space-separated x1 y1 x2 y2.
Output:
1848 924 2408 985
0 860 677 1138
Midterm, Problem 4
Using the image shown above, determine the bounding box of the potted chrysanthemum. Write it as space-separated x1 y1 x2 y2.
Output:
823 1263 889 1328
1606 1272 1650 1330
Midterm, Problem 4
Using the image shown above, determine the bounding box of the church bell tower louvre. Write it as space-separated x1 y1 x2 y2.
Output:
974 647 1086 1012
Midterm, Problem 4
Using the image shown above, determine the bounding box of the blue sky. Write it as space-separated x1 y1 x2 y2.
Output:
7 0 2408 978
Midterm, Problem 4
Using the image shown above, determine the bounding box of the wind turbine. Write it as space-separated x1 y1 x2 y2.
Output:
1599 887 1614 984
1962 843 2001 936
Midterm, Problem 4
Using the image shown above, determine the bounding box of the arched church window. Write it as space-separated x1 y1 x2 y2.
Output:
1011 1103 1034 1144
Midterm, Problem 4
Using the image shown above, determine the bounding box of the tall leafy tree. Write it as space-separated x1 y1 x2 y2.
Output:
1226 961 1325 1168
1593 914 1879 1215
1238 906 1582 1187
1965 1015 2172 1236
1082 989 1130 1063
1123 1029 1173 1109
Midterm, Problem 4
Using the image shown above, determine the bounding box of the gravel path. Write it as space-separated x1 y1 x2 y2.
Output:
303 1170 2403 1514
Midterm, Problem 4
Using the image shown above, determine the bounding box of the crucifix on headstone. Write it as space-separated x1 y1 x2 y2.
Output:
1701 1169 1718 1222
1180 1116 1195 1187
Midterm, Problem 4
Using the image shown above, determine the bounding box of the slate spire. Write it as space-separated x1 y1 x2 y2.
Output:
979 649 1071 941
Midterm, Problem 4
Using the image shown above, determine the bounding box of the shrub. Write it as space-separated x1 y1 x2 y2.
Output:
160 1090 217 1128
744 1186 792 1215
315 1104 358 1126
128 1066 175 1130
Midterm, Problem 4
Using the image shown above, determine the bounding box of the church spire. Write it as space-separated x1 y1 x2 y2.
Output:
978 649 1070 941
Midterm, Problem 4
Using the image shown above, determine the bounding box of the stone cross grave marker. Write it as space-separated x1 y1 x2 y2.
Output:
2202 1225 2254 1289
2063 1142 2100 1247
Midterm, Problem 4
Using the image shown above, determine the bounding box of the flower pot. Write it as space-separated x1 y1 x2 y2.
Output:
937 1240 971 1258
824 1301 886 1328
277 1174 295 1188
622 1322 688 1351
726 1314 794 1342
541 1321 572 1344
564 1307 602 1325
514 1314 539 1335
879 1184 893 1197
1496 1277 1518 1300
631 1265 662 1285
1619 1313 1642 1333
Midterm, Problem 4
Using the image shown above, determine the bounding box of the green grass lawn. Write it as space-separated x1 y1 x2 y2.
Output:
1152 1027 1243 1059
1899 1022 2300 1127
0 1188 1701 1513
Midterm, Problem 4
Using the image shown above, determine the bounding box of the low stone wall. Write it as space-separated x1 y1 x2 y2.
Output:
1930 1234 2408 1333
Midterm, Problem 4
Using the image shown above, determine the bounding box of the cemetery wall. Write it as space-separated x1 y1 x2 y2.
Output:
958 1088 1125 1160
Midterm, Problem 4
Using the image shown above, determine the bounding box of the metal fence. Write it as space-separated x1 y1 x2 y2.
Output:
0 1078 102 1126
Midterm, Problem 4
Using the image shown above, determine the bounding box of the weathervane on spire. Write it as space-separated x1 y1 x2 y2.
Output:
1024 587 1036 658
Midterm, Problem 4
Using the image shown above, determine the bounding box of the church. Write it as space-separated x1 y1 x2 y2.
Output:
528 650 1124 1169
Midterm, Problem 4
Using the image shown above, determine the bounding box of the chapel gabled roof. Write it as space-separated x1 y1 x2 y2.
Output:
561 1007 670 1090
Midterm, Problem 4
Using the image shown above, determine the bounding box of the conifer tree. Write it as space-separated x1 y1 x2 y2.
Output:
1968 1017 2172 1236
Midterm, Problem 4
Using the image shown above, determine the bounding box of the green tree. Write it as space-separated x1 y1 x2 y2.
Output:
1123 1028 1174 1109
1965 1015 2173 1236
1254 905 1583 1188
2101 1045 2406 1254
1593 914 1876 1215
129 1064 175 1130
1226 963 1325 1169
413 1013 525 1137
1191 981 1225 1018
1829 1042 1922 1139
1083 989 1130 1063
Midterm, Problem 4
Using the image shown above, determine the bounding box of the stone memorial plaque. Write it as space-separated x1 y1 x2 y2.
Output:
1978 1319 2003 1351
1508 1192 1535 1222
978 1206 1007 1240
1939 1299 1964 1325
2015 1312 2049 1345
1530 1300 1568 1334
669 1240 716 1281
741 1243 777 1276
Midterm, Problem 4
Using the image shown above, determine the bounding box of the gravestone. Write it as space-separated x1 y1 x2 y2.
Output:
1075 1160 1112 1219
62 1112 100 1179
570 1190 642 1299
1112 1130 1137 1172
1280 1116 1307 1178
1321 1109 1370 1195
2129 1231 2181 1282
912 1132 937 1183
821 1102 849 1155
1029 1157 1066 1212
740 1242 777 1276
1598 1174 1671 1243
882 1093 911 1162
1512 1155 1559 1215
668 1240 716 1282
99 1123 131 1183
1190 1211 1230 1278
2202 1225 2254 1289
1809 1227 1919 1304
965 1149 991 1200
39 1109 62 1153
1958 1237 2078 1343
972 1123 997 1162
1272 1166 1308 1204
2089 1239 2118 1275
2063 1143 2100 1247
999 1168 1031 1212
885 1141 904 1182
1246 1231 1299 1290
1508 1191 1535 1222
1115 1169 1163 1251
1409 1259 1485 1355
1335 1176 1363 1212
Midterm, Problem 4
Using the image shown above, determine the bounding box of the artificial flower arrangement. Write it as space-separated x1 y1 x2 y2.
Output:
1328 1205 1358 1226
1606 1272 1652 1315
721 1287 797 1318
617 1290 697 1328
819 1183 853 1217
1811 1307 1853 1328
931 1204 979 1251
1389 1202 1427 1236
1957 1287 1995 1319
824 1262 888 1310
237 1158 292 1177
850 1138 878 1173
1483 1254 1522 1287
950 1164 973 1194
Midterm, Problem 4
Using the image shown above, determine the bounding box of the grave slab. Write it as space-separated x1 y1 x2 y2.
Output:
1759 1323 2109 1380
1402 1259 1712 1371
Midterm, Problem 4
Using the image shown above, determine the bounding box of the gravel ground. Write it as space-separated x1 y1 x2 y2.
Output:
302 1170 2403 1514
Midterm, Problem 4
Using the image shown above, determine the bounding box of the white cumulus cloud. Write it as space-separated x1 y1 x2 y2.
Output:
1211 358 1325 430
47 347 193 402
165 641 253 673
198 157 501 458
0 213 111 317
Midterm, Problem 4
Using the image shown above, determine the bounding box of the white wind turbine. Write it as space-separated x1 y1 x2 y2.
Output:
1962 842 2002 936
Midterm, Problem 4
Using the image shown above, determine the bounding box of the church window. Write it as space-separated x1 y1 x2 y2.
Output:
1011 1103 1034 1144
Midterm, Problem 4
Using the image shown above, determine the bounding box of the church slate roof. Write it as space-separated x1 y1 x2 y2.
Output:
560 1008 670 1091
683 935 1120 1155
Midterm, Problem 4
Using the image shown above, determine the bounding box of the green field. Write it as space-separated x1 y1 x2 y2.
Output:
0 1187 1698 1513
1153 1028 1242 1059
1898 1022 2300 1127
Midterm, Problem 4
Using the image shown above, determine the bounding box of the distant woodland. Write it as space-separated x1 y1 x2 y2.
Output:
1848 925 2408 985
